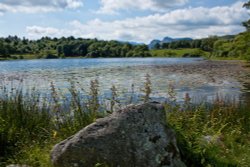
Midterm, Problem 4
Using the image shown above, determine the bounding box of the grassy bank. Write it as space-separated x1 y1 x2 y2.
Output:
0 48 247 61
0 78 249 167
150 48 210 58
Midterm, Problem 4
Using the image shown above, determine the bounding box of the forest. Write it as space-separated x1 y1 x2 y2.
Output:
1 30 249 61
0 36 151 60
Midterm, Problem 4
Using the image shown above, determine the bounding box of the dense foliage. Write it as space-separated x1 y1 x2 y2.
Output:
151 32 250 60
243 0 250 31
0 36 151 59
212 32 250 60
159 36 221 52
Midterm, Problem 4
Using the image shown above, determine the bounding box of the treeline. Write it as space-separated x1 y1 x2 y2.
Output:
155 36 233 52
152 32 250 60
212 32 250 60
0 32 249 60
0 36 151 59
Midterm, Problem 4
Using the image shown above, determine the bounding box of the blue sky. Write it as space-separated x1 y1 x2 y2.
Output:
0 0 249 43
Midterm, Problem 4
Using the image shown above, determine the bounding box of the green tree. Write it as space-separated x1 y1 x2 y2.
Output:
153 43 161 49
57 45 63 57
0 42 8 58
243 1 250 31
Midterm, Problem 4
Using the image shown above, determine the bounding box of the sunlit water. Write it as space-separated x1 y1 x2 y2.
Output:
0 58 246 103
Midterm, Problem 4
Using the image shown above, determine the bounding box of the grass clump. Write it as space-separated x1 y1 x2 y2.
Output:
0 87 54 166
0 80 101 167
165 94 250 167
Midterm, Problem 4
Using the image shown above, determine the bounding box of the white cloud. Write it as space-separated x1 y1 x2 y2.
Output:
66 0 83 9
26 26 62 37
0 0 83 14
26 2 249 43
97 0 188 14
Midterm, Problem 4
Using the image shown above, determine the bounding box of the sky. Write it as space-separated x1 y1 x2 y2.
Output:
0 0 249 43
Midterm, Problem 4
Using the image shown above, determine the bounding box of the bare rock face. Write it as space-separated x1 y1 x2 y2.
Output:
51 102 186 167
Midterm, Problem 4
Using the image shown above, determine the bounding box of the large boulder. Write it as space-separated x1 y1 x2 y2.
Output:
51 102 186 167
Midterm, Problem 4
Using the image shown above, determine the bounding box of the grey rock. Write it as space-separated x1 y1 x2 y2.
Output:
51 102 186 167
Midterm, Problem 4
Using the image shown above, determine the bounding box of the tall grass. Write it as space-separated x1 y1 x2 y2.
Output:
166 93 250 167
0 79 103 166
0 86 53 166
0 76 249 167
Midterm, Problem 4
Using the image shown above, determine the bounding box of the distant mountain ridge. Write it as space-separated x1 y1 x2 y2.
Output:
119 41 145 46
149 36 193 49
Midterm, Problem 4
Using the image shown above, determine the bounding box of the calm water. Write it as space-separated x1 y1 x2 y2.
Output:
0 58 246 103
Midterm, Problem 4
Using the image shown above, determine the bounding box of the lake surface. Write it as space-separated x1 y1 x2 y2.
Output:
0 58 249 103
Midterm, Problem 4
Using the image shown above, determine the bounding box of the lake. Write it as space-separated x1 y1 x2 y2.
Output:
0 58 249 103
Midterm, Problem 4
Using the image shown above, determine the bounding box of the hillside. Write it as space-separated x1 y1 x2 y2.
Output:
149 32 250 60
212 32 250 60
148 36 193 49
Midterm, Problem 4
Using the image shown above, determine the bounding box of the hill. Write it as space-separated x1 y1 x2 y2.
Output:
148 36 193 49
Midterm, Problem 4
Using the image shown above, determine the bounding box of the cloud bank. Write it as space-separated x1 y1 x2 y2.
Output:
0 0 83 14
97 0 189 14
26 2 248 43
